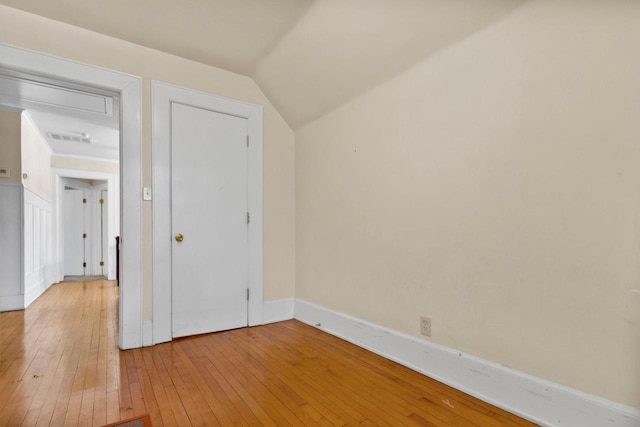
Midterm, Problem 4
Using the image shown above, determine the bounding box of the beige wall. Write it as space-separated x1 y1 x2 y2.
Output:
296 1 640 407
21 113 51 201
3 0 638 410
0 6 296 318
0 109 21 185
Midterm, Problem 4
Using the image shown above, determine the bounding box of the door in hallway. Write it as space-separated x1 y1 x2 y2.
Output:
63 188 85 276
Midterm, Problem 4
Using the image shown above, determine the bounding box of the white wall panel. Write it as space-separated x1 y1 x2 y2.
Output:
23 201 33 277
0 183 23 311
23 187 55 308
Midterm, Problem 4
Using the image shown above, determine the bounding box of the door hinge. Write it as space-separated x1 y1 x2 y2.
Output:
99 261 104 266
247 288 250 301
99 198 104 204
83 233 87 239
82 198 87 204
247 212 250 224
82 262 87 268
246 135 249 147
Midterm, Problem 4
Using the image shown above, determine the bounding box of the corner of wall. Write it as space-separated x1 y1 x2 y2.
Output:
294 299 640 427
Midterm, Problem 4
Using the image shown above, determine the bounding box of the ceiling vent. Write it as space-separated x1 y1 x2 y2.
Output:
47 132 92 144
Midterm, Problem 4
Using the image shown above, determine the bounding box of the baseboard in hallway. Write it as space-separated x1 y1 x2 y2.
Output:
63 274 108 282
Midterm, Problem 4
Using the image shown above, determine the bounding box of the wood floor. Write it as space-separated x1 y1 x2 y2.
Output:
0 281 535 426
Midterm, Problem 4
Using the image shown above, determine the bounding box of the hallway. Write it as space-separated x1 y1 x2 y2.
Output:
0 280 119 425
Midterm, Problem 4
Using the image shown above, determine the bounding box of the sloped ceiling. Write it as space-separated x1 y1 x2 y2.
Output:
0 0 526 128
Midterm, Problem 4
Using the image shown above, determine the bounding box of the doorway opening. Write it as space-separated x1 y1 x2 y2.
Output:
62 178 110 281
151 81 264 344
0 43 142 349
0 67 121 282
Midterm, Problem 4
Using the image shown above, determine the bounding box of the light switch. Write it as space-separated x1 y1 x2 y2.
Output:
143 187 152 201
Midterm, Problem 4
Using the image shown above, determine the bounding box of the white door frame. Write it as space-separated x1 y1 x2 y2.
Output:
53 169 116 279
0 43 143 349
151 81 263 344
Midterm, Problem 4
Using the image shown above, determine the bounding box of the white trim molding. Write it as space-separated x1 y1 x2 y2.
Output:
263 298 295 324
0 43 143 349
51 168 117 282
21 111 53 155
294 299 640 427
0 184 56 311
0 295 24 312
142 320 153 347
151 81 264 344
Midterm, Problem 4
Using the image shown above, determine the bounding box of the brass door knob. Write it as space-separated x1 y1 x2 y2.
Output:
175 233 184 242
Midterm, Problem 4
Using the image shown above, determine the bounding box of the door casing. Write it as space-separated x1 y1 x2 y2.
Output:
0 43 143 350
63 187 85 276
151 81 264 345
57 174 115 279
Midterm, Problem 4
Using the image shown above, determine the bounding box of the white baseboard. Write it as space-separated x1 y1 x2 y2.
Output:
262 298 295 324
143 320 153 347
24 273 56 308
0 295 24 312
294 299 640 427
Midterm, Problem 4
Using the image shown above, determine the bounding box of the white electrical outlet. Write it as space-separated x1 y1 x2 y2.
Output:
420 316 431 337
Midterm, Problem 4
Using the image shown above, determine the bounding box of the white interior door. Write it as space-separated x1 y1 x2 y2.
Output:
88 188 108 276
171 102 249 337
63 188 85 276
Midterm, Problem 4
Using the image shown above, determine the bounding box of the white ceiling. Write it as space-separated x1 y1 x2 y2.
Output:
0 69 120 161
0 0 525 128
27 109 119 161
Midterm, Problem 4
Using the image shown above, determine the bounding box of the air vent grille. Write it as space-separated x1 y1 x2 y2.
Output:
47 132 92 144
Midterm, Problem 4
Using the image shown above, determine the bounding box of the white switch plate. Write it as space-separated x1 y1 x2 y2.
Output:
143 187 152 201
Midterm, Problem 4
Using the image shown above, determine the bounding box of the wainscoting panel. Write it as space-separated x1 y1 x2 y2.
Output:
23 187 56 308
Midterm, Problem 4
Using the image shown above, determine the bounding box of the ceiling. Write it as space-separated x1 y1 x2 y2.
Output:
0 69 120 161
0 0 526 130
27 108 119 161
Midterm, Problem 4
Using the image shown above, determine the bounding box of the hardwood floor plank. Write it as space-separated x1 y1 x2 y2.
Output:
205 336 304 426
116 351 134 421
61 392 83 427
179 339 261 426
2 351 51 426
0 281 536 427
267 325 474 426
105 390 120 425
196 340 280 427
279 321 522 426
219 337 332 425
240 328 371 425
155 343 201 426
161 345 221 426
48 338 85 426
218 334 372 425
131 350 159 421
140 351 179 427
